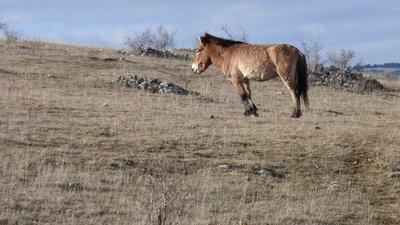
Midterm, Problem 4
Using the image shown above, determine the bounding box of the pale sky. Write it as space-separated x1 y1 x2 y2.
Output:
1 0 399 64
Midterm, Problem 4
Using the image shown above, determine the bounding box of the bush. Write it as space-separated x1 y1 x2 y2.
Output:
300 38 322 74
125 24 176 53
0 21 21 42
326 49 355 70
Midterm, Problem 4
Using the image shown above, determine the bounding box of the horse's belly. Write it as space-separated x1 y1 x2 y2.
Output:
245 71 277 81
241 60 277 81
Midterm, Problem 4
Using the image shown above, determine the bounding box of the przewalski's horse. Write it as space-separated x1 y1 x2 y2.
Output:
192 33 309 118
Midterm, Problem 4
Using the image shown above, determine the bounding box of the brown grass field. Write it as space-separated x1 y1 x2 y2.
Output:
1 39 400 225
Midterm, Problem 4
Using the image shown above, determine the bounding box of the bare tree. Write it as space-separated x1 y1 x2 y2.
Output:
300 38 322 73
353 58 365 71
125 24 176 52
125 28 154 52
153 24 177 51
138 155 195 225
0 20 20 42
0 21 6 31
220 23 248 42
326 49 355 70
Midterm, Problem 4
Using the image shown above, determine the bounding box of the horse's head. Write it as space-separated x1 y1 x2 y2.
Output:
192 35 212 74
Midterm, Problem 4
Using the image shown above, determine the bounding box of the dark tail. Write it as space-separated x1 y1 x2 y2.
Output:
296 54 309 110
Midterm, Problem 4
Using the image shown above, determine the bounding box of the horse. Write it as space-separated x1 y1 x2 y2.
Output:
192 33 309 118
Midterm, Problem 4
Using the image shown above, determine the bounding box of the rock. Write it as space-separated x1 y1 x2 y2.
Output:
251 165 284 178
356 78 385 92
198 96 213 103
114 75 213 102
59 181 84 191
310 66 386 93
138 82 148 90
218 164 232 170
133 47 192 61
137 77 144 84
160 82 169 87
68 182 82 190
388 166 400 178
388 166 400 172
149 79 161 85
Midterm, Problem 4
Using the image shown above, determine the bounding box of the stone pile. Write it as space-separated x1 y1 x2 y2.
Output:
309 66 385 93
115 75 198 95
137 48 191 61
115 75 213 103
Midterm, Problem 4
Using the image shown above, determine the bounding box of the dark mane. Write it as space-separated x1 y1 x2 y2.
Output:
203 33 245 47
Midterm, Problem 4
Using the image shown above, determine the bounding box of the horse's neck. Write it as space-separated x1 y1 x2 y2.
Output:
209 45 228 71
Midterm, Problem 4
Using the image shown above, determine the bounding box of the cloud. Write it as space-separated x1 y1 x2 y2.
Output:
1 0 399 63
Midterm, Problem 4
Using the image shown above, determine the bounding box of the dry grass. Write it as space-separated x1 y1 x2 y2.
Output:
1 39 400 225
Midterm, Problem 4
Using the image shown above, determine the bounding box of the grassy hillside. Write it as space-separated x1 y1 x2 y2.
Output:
1 39 400 225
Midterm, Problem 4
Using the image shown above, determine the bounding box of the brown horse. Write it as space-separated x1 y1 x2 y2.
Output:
192 33 309 118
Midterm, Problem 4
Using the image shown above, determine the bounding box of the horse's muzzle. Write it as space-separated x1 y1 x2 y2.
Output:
192 63 201 74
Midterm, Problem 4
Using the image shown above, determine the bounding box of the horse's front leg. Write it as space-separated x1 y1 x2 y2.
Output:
243 79 258 116
230 77 258 117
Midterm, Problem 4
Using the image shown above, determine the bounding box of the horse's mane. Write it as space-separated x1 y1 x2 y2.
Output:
203 33 245 47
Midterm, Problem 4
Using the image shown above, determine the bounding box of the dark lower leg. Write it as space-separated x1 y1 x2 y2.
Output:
291 95 301 118
243 78 258 116
292 108 301 118
240 93 258 117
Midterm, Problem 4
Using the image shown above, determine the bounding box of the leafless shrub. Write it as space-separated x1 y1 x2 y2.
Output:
125 24 176 53
138 156 194 225
125 28 154 52
220 23 248 42
153 25 176 51
353 59 363 71
300 38 322 73
0 20 21 42
0 21 6 31
326 49 355 70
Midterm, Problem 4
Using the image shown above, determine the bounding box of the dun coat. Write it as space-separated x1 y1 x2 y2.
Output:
192 33 309 117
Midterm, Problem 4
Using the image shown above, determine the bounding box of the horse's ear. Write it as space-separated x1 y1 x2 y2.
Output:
198 35 208 46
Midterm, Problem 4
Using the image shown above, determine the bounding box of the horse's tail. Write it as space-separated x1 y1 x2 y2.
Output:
296 53 309 110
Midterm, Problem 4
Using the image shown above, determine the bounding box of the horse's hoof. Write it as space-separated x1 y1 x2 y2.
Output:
245 107 258 117
244 112 258 117
291 111 301 118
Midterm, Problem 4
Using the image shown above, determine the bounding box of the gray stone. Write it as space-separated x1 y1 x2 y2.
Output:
114 75 213 102
310 66 386 93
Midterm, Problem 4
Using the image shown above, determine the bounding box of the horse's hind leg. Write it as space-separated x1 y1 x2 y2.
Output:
279 77 301 118
277 60 302 118
292 93 301 118
230 77 258 117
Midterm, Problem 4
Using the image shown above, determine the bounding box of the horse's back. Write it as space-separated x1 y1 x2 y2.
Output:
228 43 302 64
225 43 302 80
